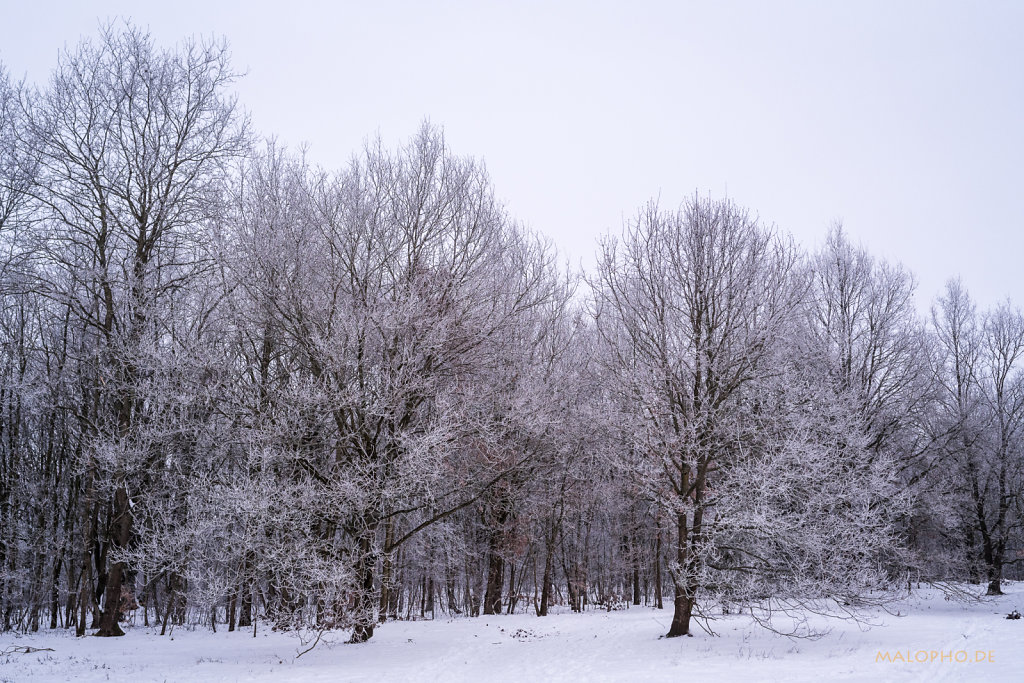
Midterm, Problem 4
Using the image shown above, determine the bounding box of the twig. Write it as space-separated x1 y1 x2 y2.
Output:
1 645 56 656
295 629 325 659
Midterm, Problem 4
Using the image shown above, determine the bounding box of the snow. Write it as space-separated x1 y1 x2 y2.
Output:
2 585 1023 682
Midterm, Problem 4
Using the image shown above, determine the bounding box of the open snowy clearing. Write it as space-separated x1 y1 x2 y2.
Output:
2 585 1022 682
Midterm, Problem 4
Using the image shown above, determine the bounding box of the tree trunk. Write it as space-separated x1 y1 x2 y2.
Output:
666 511 692 637
349 529 376 643
654 527 663 610
49 557 62 630
482 544 505 616
76 526 92 637
95 482 131 636
379 520 394 622
986 553 1004 596
238 584 252 628
506 562 518 614
445 567 460 614
238 554 253 628
228 589 237 632
539 543 554 617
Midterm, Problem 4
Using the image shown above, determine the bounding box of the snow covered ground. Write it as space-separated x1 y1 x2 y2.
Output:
2 585 1022 682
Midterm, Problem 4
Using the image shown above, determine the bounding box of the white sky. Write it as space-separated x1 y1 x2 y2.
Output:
2 0 1021 310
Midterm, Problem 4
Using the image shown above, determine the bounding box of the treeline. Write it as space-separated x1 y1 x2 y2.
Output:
0 25 1021 641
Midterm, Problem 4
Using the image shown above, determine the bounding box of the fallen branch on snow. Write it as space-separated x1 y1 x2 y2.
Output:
1 645 56 656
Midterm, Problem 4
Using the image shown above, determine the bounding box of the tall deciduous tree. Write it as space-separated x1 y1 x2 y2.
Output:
594 197 799 636
232 126 560 641
594 197 907 638
22 23 248 636
931 281 1024 594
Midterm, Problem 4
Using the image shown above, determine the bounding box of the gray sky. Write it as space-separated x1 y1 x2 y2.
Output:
3 0 1021 310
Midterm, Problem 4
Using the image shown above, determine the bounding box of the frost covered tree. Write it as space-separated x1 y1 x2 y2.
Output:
228 127 561 641
806 227 947 581
975 303 1024 593
19 23 248 636
0 62 44 631
808 226 930 456
929 281 1024 594
593 197 908 638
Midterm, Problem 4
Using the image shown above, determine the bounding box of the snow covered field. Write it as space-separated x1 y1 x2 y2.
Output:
2 585 1022 682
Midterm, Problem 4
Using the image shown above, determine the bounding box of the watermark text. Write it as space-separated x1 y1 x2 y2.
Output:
876 650 994 664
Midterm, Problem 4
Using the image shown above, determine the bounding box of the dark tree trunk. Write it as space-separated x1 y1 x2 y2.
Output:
539 543 554 617
654 527 663 610
506 562 518 614
95 482 131 636
238 554 253 628
66 590 77 632
50 557 62 629
76 535 91 637
986 551 1004 596
565 558 579 613
76 460 98 637
987 573 1003 595
379 520 395 622
349 530 376 643
238 583 252 628
445 568 461 614
984 465 1011 596
482 501 509 616
482 547 505 616
159 579 174 637
666 511 692 638
228 589 237 632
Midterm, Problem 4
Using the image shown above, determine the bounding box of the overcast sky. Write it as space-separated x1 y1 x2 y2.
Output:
2 0 1021 310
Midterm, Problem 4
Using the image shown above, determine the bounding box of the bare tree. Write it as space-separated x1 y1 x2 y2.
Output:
809 225 930 455
594 198 910 638
932 281 1024 594
230 126 561 641
976 302 1024 593
22 22 248 636
593 196 800 637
